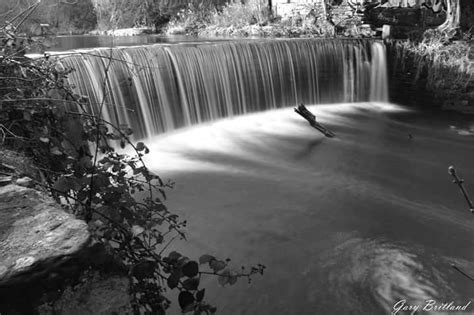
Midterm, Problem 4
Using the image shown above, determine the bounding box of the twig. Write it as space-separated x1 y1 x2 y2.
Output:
294 103 336 138
158 235 180 256
451 264 474 281
448 165 474 213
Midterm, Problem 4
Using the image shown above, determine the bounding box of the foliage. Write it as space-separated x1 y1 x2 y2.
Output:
90 0 149 30
36 0 97 35
0 0 97 35
166 1 337 38
165 1 218 36
0 10 265 314
166 0 272 36
393 29 472 91
460 0 474 33
90 0 228 31
210 1 270 29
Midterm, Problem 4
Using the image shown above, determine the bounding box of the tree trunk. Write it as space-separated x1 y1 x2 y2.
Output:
437 0 460 32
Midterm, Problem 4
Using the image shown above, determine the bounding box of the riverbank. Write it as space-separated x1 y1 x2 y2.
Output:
165 15 340 38
388 33 473 113
163 1 374 38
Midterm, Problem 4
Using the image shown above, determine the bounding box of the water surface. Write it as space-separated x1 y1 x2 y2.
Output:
144 103 474 314
33 35 232 53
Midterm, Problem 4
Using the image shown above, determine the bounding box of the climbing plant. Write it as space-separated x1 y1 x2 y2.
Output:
0 5 264 314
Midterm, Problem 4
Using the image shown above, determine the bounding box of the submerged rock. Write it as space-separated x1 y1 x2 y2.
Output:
0 184 90 285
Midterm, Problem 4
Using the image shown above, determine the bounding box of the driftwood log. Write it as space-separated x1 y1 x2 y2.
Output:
294 104 335 138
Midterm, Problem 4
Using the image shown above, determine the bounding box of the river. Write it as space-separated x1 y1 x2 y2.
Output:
58 36 474 314
146 103 474 314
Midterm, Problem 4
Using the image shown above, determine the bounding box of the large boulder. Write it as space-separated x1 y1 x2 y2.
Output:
0 184 90 285
0 184 132 314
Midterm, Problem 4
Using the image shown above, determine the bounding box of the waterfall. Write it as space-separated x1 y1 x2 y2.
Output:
62 39 389 139
369 42 389 103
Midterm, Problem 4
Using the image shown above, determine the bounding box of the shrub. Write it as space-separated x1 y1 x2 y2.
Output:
166 2 217 35
394 29 472 91
210 1 270 28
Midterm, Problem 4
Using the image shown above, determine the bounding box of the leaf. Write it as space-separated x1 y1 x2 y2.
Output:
53 176 76 193
178 291 195 310
23 111 32 121
136 142 145 151
209 259 226 273
48 88 61 100
199 254 215 265
182 303 195 314
133 166 144 175
78 156 92 170
199 254 215 264
131 260 155 280
52 105 66 118
167 271 180 289
168 251 181 261
228 273 238 285
218 269 230 286
182 261 199 278
108 240 120 249
50 146 63 155
196 289 205 302
106 133 121 140
131 225 145 237
168 214 179 222
39 137 49 143
182 277 199 291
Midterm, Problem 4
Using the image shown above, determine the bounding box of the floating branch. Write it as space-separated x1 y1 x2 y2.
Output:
448 165 474 213
451 264 474 281
294 104 335 138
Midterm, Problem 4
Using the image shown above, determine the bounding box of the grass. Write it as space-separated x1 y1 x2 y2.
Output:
395 29 472 91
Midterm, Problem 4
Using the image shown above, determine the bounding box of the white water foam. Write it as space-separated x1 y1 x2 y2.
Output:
142 102 409 173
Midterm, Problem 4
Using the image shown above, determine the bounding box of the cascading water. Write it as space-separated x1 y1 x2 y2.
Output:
369 42 389 102
62 39 389 139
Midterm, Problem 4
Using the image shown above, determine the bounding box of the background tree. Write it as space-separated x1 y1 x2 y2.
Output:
0 0 96 35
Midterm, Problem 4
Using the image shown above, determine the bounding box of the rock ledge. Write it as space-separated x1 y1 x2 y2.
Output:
0 184 90 285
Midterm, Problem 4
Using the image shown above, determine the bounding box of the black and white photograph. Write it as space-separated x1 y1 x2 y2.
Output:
0 0 472 314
